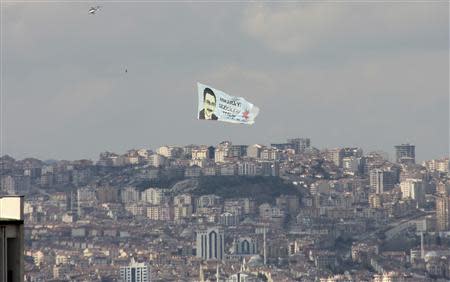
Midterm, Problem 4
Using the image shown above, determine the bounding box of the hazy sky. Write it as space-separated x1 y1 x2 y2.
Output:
2 2 448 161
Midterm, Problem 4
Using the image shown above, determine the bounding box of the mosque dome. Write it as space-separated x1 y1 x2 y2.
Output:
247 255 264 267
180 227 193 238
424 251 438 261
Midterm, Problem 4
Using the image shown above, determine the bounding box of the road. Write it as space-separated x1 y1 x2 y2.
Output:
355 211 435 242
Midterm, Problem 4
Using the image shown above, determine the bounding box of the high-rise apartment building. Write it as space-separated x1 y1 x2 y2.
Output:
121 187 140 203
436 192 449 232
423 158 450 173
148 154 167 167
96 186 119 203
237 161 257 176
260 148 279 161
328 148 344 167
215 141 232 163
191 146 210 160
156 146 183 159
229 145 248 158
342 157 361 175
395 143 415 164
119 258 150 282
287 138 310 154
141 188 166 205
215 149 228 163
437 182 450 195
0 175 31 195
370 169 396 194
174 194 193 221
400 179 425 207
247 144 263 159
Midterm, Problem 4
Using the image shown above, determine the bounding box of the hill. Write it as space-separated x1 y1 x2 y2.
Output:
192 176 300 204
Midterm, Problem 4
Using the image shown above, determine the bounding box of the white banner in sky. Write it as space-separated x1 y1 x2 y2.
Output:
197 83 259 125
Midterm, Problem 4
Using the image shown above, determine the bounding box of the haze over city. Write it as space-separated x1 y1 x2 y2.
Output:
3 3 448 161
1 3 450 282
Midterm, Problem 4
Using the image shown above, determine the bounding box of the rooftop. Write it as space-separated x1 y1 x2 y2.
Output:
0 195 24 221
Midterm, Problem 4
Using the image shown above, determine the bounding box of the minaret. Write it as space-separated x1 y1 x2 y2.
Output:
216 263 219 282
263 225 267 265
240 257 247 272
199 264 204 282
420 232 425 259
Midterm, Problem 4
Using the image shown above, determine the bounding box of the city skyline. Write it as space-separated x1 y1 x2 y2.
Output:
0 139 439 164
2 3 448 161
3 130 450 281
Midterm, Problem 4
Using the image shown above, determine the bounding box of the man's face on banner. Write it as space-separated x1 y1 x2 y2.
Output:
204 93 216 119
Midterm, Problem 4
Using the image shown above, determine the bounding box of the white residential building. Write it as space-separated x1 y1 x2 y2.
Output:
119 258 150 282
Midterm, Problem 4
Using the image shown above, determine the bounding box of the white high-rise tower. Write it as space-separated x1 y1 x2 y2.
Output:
119 258 150 282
